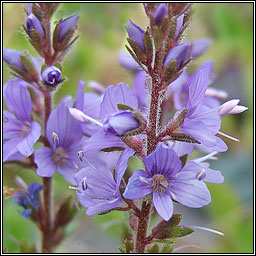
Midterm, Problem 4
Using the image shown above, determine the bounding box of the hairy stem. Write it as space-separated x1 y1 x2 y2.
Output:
42 89 53 253
135 201 152 253
42 177 52 253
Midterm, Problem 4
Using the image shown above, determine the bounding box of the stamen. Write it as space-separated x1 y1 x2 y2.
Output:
69 108 103 127
182 225 224 236
82 177 87 191
196 169 206 181
217 131 240 142
139 176 150 184
193 151 218 163
170 191 177 201
68 186 79 191
52 132 59 151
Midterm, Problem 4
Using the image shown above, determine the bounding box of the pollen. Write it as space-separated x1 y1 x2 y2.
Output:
52 147 68 166
150 174 168 193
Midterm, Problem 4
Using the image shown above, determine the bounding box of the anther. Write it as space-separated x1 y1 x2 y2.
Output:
78 151 84 161
52 132 59 144
82 177 87 191
68 186 79 191
139 176 150 184
196 169 206 180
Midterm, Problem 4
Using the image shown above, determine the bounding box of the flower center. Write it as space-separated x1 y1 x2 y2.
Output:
150 174 168 193
20 121 31 138
52 147 68 166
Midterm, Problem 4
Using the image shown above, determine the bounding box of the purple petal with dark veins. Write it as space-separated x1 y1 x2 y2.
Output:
35 147 56 177
123 169 152 200
144 143 182 177
115 148 135 192
153 192 173 221
100 82 138 121
4 79 32 122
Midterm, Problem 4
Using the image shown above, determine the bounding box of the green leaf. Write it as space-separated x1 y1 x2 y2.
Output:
179 154 188 168
160 245 174 253
127 38 145 63
117 103 134 111
152 214 183 239
144 29 153 57
167 108 188 132
169 226 194 238
118 246 126 253
164 60 177 81
169 133 201 144
147 244 159 253
101 147 125 153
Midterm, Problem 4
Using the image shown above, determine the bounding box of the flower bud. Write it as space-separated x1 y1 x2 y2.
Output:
58 14 79 42
3 47 26 71
42 66 62 86
126 20 145 53
154 3 168 26
87 80 106 94
163 42 190 69
26 13 45 38
218 99 248 116
103 110 140 136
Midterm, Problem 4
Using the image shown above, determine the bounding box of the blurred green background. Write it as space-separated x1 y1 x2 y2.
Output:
3 3 253 253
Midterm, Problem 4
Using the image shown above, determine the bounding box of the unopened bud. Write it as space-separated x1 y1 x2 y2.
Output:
26 13 45 38
58 14 79 42
218 99 248 116
42 66 62 86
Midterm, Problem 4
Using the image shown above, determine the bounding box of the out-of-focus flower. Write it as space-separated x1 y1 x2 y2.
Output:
74 148 134 216
3 79 41 162
13 182 42 218
123 143 211 221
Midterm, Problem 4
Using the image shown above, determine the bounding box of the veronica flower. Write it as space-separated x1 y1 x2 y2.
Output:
13 182 42 218
3 79 41 162
123 143 211 221
34 103 85 185
73 148 134 216
70 82 141 152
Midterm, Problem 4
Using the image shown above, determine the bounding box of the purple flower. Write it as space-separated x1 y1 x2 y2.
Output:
26 13 45 38
13 182 42 218
58 14 79 42
3 47 26 71
42 66 62 86
34 103 84 185
75 148 134 216
179 62 228 152
70 82 140 152
126 20 145 52
123 143 211 221
3 79 41 162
